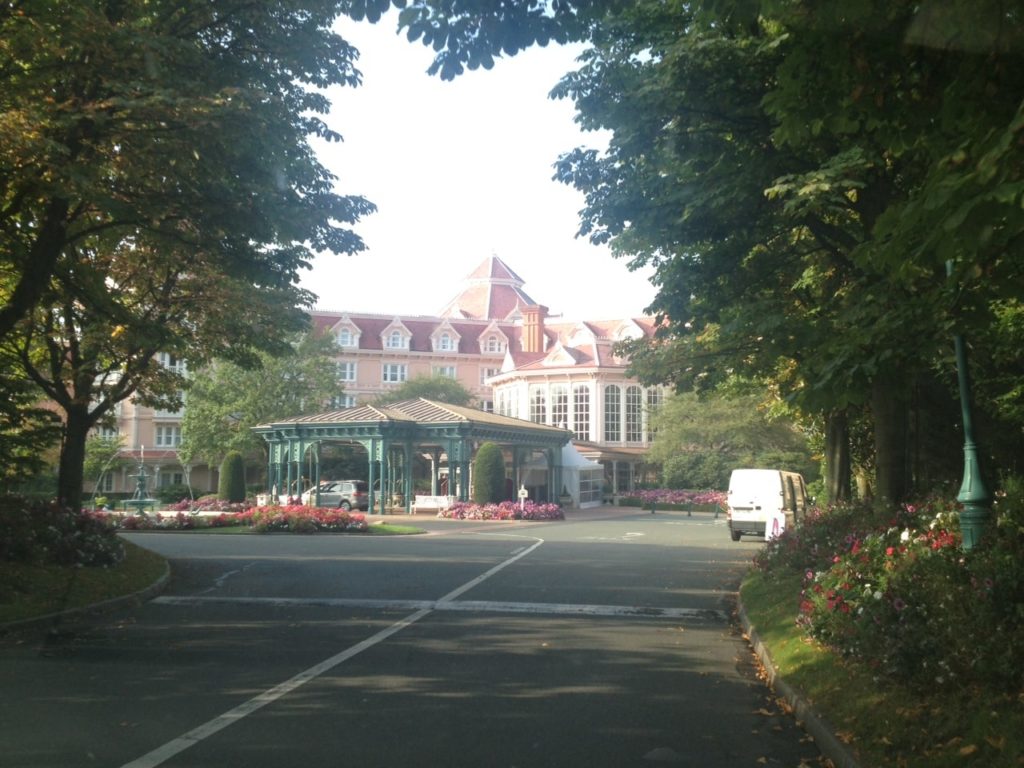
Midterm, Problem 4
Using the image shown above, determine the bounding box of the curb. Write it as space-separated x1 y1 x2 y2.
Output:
737 598 861 768
0 560 171 635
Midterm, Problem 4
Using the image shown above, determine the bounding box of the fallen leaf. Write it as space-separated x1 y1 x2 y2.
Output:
959 744 979 757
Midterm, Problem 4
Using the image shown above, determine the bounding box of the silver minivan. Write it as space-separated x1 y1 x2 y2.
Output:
301 479 369 511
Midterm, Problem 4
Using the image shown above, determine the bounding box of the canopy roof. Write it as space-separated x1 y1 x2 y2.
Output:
254 398 569 448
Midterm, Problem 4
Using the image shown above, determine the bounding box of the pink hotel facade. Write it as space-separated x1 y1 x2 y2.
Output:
96 256 663 500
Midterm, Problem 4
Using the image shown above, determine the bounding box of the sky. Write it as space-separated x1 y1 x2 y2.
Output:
300 14 657 322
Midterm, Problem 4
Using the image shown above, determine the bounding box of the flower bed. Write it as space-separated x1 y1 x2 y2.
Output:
619 489 726 509
437 500 564 521
754 491 1024 694
112 505 368 533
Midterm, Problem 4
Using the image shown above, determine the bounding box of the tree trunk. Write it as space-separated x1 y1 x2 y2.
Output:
871 375 909 508
58 403 90 511
824 409 852 503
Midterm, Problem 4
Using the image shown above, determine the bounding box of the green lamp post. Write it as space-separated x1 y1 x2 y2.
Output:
947 261 992 550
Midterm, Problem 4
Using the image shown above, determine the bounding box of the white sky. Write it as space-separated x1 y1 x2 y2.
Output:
301 14 657 321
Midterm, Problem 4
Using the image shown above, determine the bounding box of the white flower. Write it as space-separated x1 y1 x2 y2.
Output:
900 529 911 542
874 590 883 600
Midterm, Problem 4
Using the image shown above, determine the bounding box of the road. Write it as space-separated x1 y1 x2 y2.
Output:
0 508 822 767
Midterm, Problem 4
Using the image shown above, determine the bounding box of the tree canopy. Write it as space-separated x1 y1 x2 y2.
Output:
179 332 344 468
373 374 475 407
395 0 1024 503
0 1 375 508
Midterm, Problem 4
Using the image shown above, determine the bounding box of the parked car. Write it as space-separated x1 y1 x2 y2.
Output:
301 480 369 511
726 468 809 541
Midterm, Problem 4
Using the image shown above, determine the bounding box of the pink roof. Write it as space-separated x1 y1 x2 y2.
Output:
438 255 536 320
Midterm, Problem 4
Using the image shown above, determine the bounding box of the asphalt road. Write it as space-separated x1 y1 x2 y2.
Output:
0 509 822 767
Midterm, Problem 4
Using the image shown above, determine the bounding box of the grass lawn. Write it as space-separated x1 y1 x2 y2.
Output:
0 539 167 625
741 570 1024 768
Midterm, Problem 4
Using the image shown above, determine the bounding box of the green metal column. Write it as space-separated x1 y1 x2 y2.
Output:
947 261 993 550
403 441 414 514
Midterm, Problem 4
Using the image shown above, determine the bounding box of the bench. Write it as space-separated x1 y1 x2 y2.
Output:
412 495 454 513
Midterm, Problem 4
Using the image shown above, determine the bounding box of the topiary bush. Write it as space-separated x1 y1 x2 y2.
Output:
218 451 246 503
472 442 505 504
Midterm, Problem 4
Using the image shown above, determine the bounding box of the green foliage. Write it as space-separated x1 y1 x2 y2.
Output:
180 331 344 466
472 442 506 504
0 1 376 511
374 374 475 406
650 392 817 488
397 0 1024 504
756 480 1024 696
155 483 190 505
83 434 125 491
218 452 246 503
0 496 123 567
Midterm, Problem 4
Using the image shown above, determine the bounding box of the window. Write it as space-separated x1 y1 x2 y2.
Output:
386 330 407 349
551 384 569 430
646 387 664 442
496 389 512 417
330 394 356 409
626 386 643 443
158 472 184 488
437 333 454 351
99 473 114 493
480 367 499 385
337 327 353 347
433 365 456 379
484 335 503 353
604 385 621 442
382 363 407 383
530 386 547 424
337 362 356 381
573 385 590 441
480 400 494 413
155 425 181 448
159 352 186 374
97 425 119 439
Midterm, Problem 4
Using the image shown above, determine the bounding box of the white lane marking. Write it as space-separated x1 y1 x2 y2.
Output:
121 537 543 768
152 595 726 622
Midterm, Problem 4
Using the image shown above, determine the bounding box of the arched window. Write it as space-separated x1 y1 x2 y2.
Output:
484 335 503 353
337 328 352 347
438 332 453 351
604 385 621 442
625 386 643 442
573 384 591 441
387 330 405 349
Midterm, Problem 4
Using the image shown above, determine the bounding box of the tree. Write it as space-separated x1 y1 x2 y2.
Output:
472 442 505 504
395 0 1024 506
649 392 816 490
374 375 475 407
218 451 246 503
82 434 125 501
0 2 375 509
180 332 344 468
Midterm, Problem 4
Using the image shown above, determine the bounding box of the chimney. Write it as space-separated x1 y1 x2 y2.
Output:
521 304 547 353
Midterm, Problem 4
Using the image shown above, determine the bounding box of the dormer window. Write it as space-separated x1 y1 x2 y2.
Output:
386 330 407 349
338 328 353 347
438 333 453 351
484 335 503 353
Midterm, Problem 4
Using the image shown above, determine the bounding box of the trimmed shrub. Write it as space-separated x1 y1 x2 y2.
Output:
472 442 505 504
218 451 246 503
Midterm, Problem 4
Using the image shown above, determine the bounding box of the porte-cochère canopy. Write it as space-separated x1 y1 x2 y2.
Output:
253 398 570 513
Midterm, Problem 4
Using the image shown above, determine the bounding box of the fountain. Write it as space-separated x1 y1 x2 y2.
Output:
124 445 159 514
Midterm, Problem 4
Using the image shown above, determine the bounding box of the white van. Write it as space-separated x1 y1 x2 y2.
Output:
727 468 809 541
